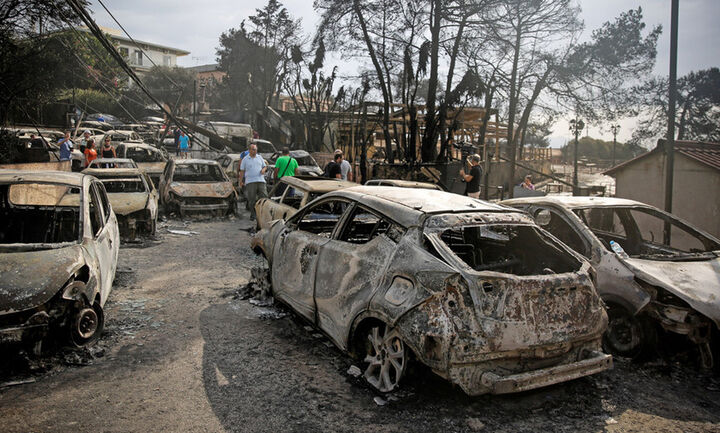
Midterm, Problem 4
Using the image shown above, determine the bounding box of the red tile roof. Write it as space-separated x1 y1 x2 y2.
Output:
604 139 720 175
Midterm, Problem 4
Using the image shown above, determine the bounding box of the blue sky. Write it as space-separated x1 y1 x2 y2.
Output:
88 0 719 144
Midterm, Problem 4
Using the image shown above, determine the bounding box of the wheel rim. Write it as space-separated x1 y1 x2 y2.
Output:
75 307 98 339
363 325 406 393
604 307 642 355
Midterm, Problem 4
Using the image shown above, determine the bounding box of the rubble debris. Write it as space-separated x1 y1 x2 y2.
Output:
235 267 273 306
347 365 362 377
466 418 486 431
0 378 36 388
605 417 618 425
373 396 387 406
167 229 198 236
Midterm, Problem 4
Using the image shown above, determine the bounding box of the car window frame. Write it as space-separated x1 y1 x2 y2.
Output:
287 197 354 239
531 205 592 259
87 182 106 237
335 203 402 245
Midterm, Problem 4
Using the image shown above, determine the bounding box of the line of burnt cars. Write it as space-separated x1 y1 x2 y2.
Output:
250 181 720 396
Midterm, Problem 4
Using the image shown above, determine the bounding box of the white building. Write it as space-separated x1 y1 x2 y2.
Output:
80 26 190 75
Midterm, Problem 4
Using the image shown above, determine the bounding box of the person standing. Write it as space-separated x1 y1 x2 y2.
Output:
178 131 190 159
238 144 267 220
58 131 74 162
79 130 92 153
101 137 117 167
460 154 482 198
325 153 343 179
274 147 298 180
334 149 353 181
83 139 97 167
520 174 535 190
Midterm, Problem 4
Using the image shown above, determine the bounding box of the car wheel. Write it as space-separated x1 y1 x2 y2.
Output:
603 303 657 360
362 324 407 393
70 301 104 347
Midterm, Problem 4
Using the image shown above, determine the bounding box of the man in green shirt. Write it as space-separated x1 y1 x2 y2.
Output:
274 147 298 180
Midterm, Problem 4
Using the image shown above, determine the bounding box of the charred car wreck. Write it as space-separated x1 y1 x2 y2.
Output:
252 186 611 395
0 171 119 351
159 159 237 218
83 168 159 239
502 196 720 369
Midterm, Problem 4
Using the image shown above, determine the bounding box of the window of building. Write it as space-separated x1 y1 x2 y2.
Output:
134 50 143 66
163 55 171 66
118 47 129 58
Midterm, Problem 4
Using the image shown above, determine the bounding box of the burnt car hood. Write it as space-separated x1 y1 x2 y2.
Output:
169 182 234 198
0 245 84 313
298 165 323 176
623 256 720 326
136 162 165 173
109 192 148 215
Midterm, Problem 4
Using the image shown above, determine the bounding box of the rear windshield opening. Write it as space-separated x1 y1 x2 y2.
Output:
439 225 580 276
173 164 225 182
0 184 80 244
98 177 146 193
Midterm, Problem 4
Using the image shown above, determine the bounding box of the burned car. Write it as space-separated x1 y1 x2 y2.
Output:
83 168 158 239
115 142 168 187
159 159 237 217
252 187 611 395
502 196 720 369
255 176 357 230
365 179 443 191
0 170 119 350
87 158 138 169
264 150 323 185
216 153 243 189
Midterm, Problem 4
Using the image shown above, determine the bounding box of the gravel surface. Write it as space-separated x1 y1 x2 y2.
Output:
1 216 719 432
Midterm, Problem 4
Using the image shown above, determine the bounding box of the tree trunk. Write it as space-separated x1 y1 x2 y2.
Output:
421 0 442 162
353 0 394 162
506 19 523 197
437 15 467 162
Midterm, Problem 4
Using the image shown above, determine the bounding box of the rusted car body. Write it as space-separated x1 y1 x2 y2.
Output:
83 168 159 239
0 171 119 350
255 177 357 229
216 153 243 189
159 159 237 217
365 179 443 190
115 142 168 188
502 196 720 368
87 158 138 169
252 186 611 395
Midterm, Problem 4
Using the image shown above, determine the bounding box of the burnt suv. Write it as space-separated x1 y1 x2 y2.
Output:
252 186 611 395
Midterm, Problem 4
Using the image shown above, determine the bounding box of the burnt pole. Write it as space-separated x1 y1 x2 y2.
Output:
664 0 679 244
192 79 197 125
569 117 584 196
610 124 620 167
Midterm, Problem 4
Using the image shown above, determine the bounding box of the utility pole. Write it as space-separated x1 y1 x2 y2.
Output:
610 124 620 167
664 0 679 244
569 117 584 196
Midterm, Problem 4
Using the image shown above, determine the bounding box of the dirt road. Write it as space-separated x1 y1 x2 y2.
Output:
1 217 719 432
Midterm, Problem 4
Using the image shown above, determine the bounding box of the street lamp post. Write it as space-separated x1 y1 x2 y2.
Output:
569 117 585 196
610 124 620 167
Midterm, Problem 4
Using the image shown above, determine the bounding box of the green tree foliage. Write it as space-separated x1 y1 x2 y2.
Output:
216 0 302 120
632 67 720 145
562 136 644 163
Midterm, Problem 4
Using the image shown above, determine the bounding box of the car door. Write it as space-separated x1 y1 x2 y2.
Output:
85 181 116 304
313 204 401 348
271 199 350 322
158 160 174 202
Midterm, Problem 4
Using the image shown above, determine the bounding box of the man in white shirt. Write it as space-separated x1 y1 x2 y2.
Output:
334 149 353 181
238 144 267 220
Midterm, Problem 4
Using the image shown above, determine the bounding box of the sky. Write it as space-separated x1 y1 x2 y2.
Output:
87 0 720 145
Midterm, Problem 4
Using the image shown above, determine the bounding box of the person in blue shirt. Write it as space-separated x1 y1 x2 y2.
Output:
238 144 267 220
178 131 190 159
58 131 74 161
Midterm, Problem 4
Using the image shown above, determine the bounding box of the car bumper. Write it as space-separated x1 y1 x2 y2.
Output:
179 203 231 212
0 311 51 344
447 350 612 395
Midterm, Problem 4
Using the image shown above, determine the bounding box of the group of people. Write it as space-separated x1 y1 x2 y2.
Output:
459 153 535 198
237 145 354 220
55 129 117 168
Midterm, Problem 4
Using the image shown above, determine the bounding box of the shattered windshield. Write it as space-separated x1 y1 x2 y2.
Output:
573 207 720 259
173 164 226 182
296 155 317 166
434 224 581 276
97 176 147 193
0 183 81 244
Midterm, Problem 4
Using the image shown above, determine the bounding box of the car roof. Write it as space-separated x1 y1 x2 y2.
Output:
281 176 357 192
174 158 219 166
323 186 513 227
502 196 647 209
366 179 441 189
83 168 145 177
0 170 86 187
118 142 158 150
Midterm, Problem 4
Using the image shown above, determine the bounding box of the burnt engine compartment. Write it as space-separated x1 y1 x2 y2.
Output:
439 225 580 276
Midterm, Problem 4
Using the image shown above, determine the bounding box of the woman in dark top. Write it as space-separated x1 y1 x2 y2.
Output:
101 137 117 167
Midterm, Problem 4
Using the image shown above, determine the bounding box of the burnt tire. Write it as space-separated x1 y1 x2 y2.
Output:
70 301 104 347
602 303 657 360
360 323 408 393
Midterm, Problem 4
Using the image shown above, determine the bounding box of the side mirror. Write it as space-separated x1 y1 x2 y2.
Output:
535 209 551 227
